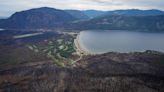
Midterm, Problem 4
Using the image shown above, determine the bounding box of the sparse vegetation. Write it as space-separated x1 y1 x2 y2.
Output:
27 33 77 67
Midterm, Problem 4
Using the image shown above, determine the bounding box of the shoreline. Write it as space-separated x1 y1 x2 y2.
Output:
74 34 91 55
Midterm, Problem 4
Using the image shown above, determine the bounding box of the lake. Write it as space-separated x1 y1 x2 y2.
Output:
78 30 164 54
0 28 4 31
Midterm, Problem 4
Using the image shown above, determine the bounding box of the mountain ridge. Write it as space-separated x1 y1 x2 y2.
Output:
65 10 90 20
1 7 164 31
104 9 164 17
0 7 77 29
67 15 164 31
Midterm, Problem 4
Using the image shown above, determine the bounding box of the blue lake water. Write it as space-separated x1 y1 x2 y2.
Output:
79 30 164 54
0 28 4 31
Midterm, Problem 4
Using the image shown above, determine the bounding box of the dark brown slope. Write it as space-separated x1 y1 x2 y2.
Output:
0 51 164 92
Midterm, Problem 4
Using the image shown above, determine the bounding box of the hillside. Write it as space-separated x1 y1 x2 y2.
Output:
65 10 90 20
104 9 164 16
82 9 164 19
0 29 164 92
0 51 164 92
82 10 106 18
0 7 77 29
68 15 164 31
0 8 164 31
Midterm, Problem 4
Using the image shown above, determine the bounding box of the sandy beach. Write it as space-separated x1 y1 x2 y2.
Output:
74 34 90 55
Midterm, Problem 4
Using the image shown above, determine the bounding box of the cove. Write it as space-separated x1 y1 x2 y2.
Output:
78 30 164 54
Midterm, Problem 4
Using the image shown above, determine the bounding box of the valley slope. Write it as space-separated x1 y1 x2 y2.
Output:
0 7 164 32
68 15 164 31
0 7 76 29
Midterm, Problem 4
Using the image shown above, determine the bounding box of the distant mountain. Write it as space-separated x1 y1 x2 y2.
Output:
65 10 90 20
68 15 164 31
82 9 164 19
1 7 164 31
0 7 77 29
0 19 5 27
82 10 106 18
0 17 8 19
104 9 164 16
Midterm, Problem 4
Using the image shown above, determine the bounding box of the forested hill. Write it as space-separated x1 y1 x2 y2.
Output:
0 7 164 31
0 7 77 29
67 15 164 31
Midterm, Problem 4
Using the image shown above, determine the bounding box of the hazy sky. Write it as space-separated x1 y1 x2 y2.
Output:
1 0 164 17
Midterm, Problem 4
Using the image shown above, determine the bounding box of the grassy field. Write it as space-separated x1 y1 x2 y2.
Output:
27 34 77 67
